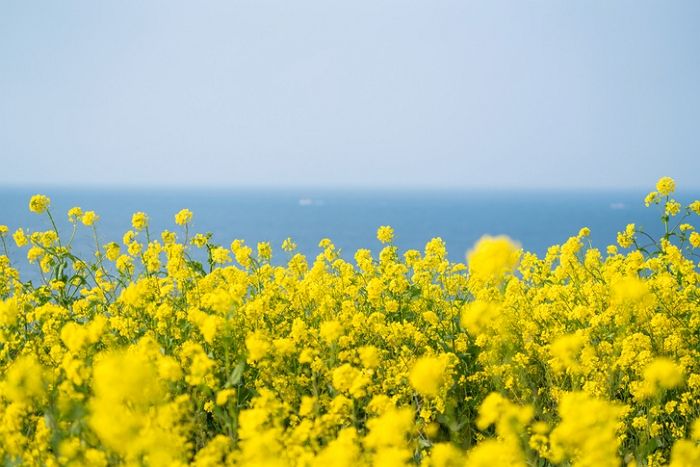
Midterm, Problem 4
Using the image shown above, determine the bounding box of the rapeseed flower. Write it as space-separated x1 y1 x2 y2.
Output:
376 225 394 244
690 231 700 248
67 206 83 222
636 357 685 399
3 355 45 404
131 211 149 230
690 200 700 215
467 234 520 281
13 228 27 247
409 355 448 397
282 237 297 252
28 194 50 214
656 176 676 196
175 208 193 225
1 180 699 465
81 211 99 226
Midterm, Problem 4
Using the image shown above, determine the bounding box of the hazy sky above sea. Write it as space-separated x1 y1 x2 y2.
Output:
1 1 699 189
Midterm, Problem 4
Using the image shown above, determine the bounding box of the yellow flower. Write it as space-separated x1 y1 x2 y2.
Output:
656 176 676 196
320 320 343 343
476 392 532 435
211 246 231 264
192 233 208 247
61 322 90 353
689 200 700 215
104 242 121 261
216 389 236 406
467 235 520 281
231 239 252 267
88 346 185 462
257 242 272 261
0 298 19 327
5 355 45 404
376 225 394 244
460 300 500 336
644 191 659 207
157 356 182 381
364 407 414 449
161 230 176 244
68 206 83 223
127 241 142 256
40 231 58 247
670 439 700 467
13 228 28 247
690 232 700 248
115 254 133 274
175 208 193 226
428 443 466 467
299 396 316 417
4 176 700 464
332 364 361 393
616 223 635 248
464 439 524 467
549 392 626 467
666 200 681 216
409 355 448 397
282 237 297 252
194 436 234 466
81 211 99 226
549 333 586 374
358 346 380 369
245 331 270 362
314 427 360 466
131 212 149 230
611 275 650 305
637 358 684 399
29 194 50 214
27 246 44 263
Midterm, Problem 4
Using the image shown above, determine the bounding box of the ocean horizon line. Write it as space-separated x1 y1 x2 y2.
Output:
2 182 699 194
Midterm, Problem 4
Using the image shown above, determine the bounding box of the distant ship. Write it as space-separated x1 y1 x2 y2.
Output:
298 198 325 207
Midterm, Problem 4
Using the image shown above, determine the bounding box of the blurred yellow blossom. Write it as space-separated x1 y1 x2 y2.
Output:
467 235 520 281
409 355 449 397
29 194 50 214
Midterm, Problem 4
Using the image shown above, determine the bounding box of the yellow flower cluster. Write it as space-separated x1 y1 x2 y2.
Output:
28 194 51 214
1 177 700 466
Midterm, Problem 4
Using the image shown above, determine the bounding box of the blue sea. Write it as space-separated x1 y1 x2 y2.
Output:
1 187 696 274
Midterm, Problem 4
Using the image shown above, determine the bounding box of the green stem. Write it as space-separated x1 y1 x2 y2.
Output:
46 209 62 247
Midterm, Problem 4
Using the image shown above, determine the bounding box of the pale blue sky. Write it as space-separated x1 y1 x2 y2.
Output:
1 1 699 189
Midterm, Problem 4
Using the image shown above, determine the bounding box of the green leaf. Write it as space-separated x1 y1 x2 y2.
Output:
225 361 246 388
186 260 206 276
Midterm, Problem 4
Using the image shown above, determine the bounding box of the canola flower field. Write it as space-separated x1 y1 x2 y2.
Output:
1 177 700 466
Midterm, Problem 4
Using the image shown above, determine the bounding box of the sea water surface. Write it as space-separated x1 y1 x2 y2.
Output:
1 187 696 275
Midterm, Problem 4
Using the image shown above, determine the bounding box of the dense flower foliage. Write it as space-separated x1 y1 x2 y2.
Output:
1 178 700 466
